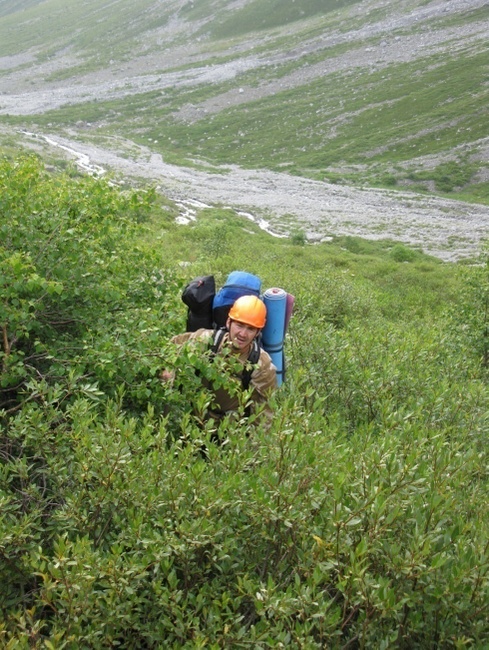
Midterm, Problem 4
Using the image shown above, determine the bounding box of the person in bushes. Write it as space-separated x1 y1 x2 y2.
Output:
161 295 277 428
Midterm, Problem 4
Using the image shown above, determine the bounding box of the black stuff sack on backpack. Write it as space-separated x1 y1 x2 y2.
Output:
181 275 216 331
212 271 261 328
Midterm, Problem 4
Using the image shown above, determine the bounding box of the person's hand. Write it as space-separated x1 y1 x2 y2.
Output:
160 369 175 383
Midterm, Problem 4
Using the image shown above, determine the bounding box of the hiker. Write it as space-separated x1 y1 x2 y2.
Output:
161 295 277 427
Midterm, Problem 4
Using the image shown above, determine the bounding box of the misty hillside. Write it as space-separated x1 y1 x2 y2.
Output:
0 0 488 257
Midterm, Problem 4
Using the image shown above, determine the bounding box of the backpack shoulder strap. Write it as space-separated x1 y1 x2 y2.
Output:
242 338 260 391
248 338 260 365
209 327 227 356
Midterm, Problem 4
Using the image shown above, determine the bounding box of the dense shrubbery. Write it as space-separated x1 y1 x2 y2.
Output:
1 156 488 647
0 156 182 414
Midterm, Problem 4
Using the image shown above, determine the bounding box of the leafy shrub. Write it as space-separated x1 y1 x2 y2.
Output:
290 229 306 246
389 244 418 263
0 155 487 647
1 380 487 647
448 243 489 368
0 155 181 413
433 161 475 193
407 160 477 194
381 173 397 186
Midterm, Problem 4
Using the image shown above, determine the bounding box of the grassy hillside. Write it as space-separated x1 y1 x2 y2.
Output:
1 154 488 646
0 0 176 56
201 0 361 37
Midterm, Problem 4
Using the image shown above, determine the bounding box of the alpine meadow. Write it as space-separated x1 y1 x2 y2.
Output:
1 0 488 647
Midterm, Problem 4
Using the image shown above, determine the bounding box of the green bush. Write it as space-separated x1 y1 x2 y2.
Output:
290 229 307 246
447 243 489 373
1 156 487 647
0 155 181 414
389 244 417 263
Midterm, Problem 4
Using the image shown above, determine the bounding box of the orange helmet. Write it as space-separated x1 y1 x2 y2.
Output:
228 295 267 329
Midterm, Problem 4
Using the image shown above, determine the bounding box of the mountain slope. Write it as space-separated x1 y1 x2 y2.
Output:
0 0 488 258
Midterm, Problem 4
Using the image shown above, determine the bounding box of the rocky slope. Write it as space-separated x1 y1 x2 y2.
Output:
7 127 486 262
1 0 488 260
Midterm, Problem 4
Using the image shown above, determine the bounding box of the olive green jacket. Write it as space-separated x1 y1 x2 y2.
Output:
171 328 277 423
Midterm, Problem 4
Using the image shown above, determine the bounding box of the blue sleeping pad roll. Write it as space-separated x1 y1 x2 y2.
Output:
262 287 287 386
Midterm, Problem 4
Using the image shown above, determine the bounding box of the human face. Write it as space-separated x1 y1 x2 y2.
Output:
227 319 259 351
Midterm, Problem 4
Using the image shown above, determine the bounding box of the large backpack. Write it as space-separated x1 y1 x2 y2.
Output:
181 270 293 387
181 271 261 332
212 271 261 328
181 275 216 331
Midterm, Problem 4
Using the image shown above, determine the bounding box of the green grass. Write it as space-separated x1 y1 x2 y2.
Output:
0 0 43 18
208 0 362 38
93 45 486 202
198 49 486 169
430 2 489 29
15 43 486 177
0 0 174 64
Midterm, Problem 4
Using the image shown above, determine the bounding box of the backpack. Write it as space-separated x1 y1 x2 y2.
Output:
212 271 261 328
181 271 261 332
181 275 216 331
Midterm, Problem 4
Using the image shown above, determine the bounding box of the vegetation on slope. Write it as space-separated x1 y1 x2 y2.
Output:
204 0 361 37
0 0 177 58
1 155 488 647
